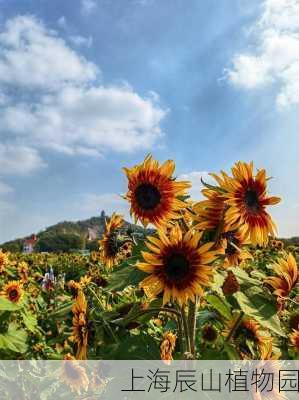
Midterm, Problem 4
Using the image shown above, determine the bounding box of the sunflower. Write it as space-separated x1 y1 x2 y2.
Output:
290 329 299 353
220 162 280 246
0 249 9 274
224 316 272 359
70 291 88 360
61 354 89 394
160 332 176 363
265 252 298 298
221 230 252 268
17 261 29 283
99 213 124 268
1 281 23 303
137 224 221 305
123 155 190 227
193 189 226 232
202 325 218 343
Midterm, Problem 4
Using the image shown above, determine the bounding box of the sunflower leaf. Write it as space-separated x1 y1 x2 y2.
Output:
206 294 232 320
0 297 23 311
0 323 28 353
234 291 285 337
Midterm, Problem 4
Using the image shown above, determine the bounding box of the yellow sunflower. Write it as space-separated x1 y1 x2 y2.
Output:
99 212 124 268
220 162 280 246
137 224 221 305
160 332 176 364
224 316 272 359
221 230 252 268
0 249 9 274
290 329 299 353
17 261 29 283
1 281 24 303
193 188 226 231
61 354 89 394
123 155 190 227
265 252 298 298
70 291 88 360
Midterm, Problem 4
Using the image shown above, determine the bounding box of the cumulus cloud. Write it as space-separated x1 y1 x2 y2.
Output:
178 171 213 200
0 15 167 159
227 0 299 107
0 144 46 175
0 15 98 90
0 86 166 155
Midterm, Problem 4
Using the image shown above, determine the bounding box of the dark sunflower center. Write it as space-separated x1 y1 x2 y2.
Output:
164 253 190 282
135 183 161 210
235 326 256 342
202 325 218 342
244 189 260 213
9 289 18 301
107 234 118 256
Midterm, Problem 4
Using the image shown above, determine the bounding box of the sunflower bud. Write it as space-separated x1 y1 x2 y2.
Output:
222 271 240 296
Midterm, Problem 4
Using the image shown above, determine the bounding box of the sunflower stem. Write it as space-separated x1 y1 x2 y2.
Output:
181 305 191 355
188 297 198 358
88 286 119 343
225 311 244 343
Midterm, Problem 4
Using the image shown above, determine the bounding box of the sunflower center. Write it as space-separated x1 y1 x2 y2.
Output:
107 234 118 256
9 289 19 301
244 189 260 213
164 252 190 282
135 183 161 210
236 325 256 342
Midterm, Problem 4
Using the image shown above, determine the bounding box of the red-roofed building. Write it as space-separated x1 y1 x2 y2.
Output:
23 234 38 254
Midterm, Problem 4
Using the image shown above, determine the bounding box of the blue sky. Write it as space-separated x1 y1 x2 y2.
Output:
0 0 298 243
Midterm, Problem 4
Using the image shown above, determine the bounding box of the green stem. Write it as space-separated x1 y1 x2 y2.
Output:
88 286 119 343
181 305 191 355
188 297 198 357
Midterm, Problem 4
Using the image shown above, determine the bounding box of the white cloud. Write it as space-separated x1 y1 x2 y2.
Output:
69 35 93 47
227 0 299 107
0 16 167 157
0 15 98 90
81 0 97 16
0 86 166 155
178 171 213 200
0 144 46 175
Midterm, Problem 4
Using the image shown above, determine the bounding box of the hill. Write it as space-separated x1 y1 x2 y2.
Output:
0 211 149 253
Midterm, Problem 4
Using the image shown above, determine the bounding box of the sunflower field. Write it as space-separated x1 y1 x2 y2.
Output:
0 155 298 361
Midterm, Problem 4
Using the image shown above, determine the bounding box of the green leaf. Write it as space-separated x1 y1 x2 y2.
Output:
21 310 38 333
101 333 160 359
0 323 28 353
0 297 22 311
105 262 147 292
232 267 261 288
47 300 73 318
223 343 241 360
206 294 232 320
234 291 285 337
